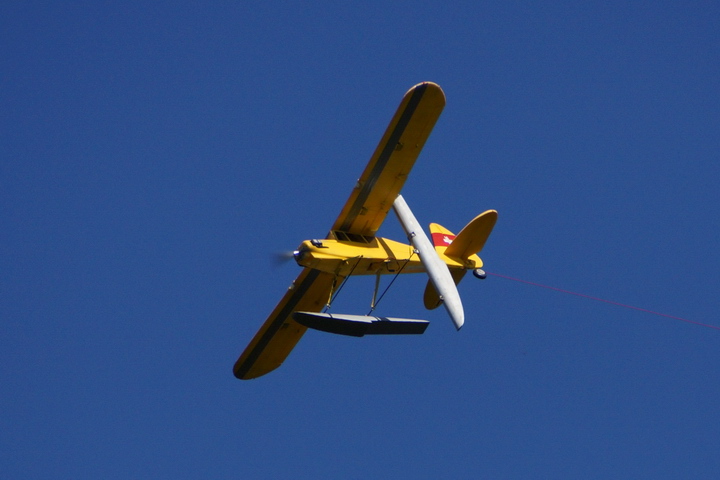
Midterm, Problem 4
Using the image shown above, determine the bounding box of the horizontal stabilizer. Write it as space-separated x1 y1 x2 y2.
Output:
444 210 498 260
293 312 429 337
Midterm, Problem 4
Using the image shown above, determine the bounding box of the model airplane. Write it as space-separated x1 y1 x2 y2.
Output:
234 82 497 379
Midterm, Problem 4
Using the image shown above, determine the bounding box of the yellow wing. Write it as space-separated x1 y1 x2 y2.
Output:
330 82 445 238
234 83 445 379
233 268 337 380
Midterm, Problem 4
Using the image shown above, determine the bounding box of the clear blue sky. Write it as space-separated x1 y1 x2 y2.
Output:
3 2 719 478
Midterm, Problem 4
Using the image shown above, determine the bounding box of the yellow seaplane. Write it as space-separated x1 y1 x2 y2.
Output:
234 82 497 380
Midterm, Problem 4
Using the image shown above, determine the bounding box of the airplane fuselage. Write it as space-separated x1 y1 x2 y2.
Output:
293 235 482 278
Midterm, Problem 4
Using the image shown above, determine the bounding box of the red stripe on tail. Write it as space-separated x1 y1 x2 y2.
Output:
431 232 455 247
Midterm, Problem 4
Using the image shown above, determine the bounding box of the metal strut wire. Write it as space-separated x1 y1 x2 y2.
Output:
367 251 416 315
323 256 363 312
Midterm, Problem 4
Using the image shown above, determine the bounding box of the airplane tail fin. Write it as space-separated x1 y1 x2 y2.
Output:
424 210 498 310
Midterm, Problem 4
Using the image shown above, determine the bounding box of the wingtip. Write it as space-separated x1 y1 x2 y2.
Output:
449 307 465 331
406 82 446 105
453 317 464 331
